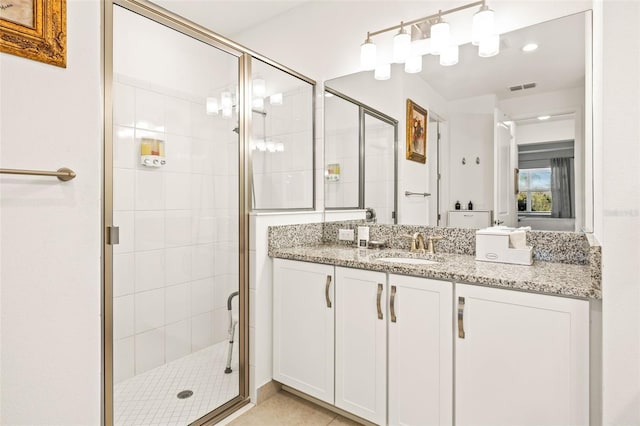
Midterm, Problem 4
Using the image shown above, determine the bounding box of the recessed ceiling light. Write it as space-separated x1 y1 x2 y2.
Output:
537 115 550 120
522 43 539 52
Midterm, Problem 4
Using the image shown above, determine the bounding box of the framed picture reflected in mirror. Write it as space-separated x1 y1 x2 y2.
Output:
406 99 427 163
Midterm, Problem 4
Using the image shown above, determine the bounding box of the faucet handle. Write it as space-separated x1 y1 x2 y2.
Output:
426 235 443 254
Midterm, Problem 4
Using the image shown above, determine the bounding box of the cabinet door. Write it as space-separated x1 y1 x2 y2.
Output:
335 267 387 425
388 274 453 426
455 283 589 426
273 259 335 403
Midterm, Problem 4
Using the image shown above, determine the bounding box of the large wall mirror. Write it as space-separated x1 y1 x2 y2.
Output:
324 89 398 224
324 11 593 232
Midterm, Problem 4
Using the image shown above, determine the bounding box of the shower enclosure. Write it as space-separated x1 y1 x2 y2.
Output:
104 2 314 424
106 4 246 425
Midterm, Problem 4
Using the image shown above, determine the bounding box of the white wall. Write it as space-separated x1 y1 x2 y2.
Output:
446 95 496 214
600 1 640 424
0 1 102 424
516 119 575 144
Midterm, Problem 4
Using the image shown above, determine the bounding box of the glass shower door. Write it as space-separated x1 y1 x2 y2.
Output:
110 5 243 425
364 112 396 224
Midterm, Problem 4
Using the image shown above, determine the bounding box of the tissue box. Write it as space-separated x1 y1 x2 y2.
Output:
475 227 533 265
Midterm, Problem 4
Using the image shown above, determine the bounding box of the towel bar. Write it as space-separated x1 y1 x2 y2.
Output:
0 167 76 182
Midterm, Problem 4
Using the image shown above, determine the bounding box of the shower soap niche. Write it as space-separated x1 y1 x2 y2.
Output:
140 137 166 168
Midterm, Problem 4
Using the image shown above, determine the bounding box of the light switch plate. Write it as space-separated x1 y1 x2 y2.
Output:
338 229 355 241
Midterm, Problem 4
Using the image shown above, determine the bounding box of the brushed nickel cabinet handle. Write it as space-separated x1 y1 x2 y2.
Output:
376 283 383 320
458 297 466 339
390 285 397 323
325 275 332 308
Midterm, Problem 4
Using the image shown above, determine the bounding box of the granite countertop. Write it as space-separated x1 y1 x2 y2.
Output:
271 244 601 300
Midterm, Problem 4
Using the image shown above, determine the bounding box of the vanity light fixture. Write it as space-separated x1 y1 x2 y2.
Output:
360 33 377 70
440 43 459 66
393 23 411 63
410 24 431 56
252 97 265 111
405 55 423 73
478 33 500 57
522 43 539 52
374 63 391 80
430 15 450 55
253 78 266 97
472 4 495 46
269 93 283 106
221 91 233 118
359 0 499 78
206 97 219 115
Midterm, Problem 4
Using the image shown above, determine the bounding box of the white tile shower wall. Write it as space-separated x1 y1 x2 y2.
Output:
252 86 314 209
112 75 239 383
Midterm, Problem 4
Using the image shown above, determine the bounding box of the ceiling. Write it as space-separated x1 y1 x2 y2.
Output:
150 0 311 38
418 12 586 101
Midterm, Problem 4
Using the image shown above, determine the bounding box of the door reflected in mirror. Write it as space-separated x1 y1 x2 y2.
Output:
324 11 592 232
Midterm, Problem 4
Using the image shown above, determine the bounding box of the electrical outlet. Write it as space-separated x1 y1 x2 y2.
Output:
338 229 355 241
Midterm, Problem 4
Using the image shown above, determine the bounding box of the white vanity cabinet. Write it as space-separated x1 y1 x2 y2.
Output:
273 259 335 404
455 283 589 426
387 274 453 426
335 267 387 424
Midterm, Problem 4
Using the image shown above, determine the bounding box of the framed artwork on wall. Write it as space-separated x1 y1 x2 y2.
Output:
406 99 427 164
0 0 66 67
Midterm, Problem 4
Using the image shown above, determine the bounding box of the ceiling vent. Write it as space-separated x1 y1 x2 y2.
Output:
509 82 537 92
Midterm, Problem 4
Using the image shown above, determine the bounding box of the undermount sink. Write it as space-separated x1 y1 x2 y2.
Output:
375 257 439 266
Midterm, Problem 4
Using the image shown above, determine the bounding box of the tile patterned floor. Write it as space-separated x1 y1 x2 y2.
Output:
227 392 362 426
115 340 238 426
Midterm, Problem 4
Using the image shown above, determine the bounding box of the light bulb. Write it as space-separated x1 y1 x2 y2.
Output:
206 97 219 115
374 63 391 80
411 38 431 56
252 98 264 110
253 78 266 97
405 55 422 73
472 5 495 46
269 93 283 105
440 43 459 66
479 33 500 57
360 36 377 70
430 18 450 55
221 91 232 118
392 26 411 63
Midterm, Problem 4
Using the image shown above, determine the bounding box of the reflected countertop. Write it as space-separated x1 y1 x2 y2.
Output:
270 244 600 300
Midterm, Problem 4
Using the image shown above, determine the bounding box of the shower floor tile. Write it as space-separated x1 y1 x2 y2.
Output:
115 340 239 426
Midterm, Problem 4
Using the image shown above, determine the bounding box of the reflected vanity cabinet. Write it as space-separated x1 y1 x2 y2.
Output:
273 259 590 426
447 210 492 228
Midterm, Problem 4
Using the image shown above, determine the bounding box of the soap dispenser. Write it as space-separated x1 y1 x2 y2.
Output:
468 201 473 210
455 201 461 210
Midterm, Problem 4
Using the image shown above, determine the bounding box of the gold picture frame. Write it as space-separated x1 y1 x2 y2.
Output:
406 99 428 164
0 0 66 68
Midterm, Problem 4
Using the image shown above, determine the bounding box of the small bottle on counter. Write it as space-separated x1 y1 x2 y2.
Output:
468 201 473 210
455 201 461 210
